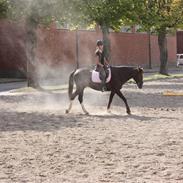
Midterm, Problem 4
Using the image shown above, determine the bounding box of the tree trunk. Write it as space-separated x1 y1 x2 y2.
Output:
101 24 111 62
25 16 41 88
158 31 169 75
148 30 152 69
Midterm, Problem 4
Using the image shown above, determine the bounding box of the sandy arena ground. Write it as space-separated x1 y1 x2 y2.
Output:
0 78 183 183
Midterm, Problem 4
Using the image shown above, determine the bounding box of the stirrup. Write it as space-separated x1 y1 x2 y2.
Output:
101 86 107 92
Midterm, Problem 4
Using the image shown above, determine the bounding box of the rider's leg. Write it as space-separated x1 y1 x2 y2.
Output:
100 67 107 91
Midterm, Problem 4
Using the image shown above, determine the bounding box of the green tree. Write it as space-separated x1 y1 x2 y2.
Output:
0 0 8 18
67 0 133 61
132 0 183 75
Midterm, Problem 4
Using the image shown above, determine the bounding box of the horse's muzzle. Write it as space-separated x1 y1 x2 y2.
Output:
138 82 143 89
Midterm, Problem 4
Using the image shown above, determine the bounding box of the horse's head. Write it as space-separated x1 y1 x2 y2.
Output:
133 67 144 89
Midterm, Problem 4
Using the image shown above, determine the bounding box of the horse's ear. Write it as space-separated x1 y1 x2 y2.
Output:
138 66 143 73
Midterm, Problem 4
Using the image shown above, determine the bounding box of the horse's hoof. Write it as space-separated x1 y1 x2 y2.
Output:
65 110 69 114
127 111 131 115
85 112 89 115
107 109 111 113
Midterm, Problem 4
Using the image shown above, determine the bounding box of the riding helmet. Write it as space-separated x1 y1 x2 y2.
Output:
96 40 103 46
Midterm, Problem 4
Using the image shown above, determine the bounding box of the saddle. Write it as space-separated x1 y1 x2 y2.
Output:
91 67 111 83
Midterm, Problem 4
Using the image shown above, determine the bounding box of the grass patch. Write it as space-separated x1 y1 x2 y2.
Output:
10 87 38 93
42 84 68 91
144 73 183 81
10 84 68 93
128 73 183 84
0 78 25 83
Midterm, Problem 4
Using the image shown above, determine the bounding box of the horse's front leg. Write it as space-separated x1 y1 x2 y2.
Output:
107 91 115 113
78 90 89 115
116 90 131 115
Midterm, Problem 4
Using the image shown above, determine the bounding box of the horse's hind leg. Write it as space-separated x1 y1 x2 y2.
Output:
65 101 73 114
65 90 78 114
116 90 131 114
78 90 89 115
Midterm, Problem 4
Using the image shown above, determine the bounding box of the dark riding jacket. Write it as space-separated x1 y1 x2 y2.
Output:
95 49 109 71
95 49 105 65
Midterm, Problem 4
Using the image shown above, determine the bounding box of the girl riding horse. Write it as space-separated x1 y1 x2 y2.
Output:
65 65 144 115
95 40 109 92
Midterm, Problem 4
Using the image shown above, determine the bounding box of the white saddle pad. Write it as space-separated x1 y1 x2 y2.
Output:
91 69 111 83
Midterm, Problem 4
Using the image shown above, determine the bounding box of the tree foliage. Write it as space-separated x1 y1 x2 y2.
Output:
65 0 134 59
132 0 183 74
0 0 8 18
133 0 183 33
83 0 132 30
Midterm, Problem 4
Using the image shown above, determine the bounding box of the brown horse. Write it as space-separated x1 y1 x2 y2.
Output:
66 66 143 115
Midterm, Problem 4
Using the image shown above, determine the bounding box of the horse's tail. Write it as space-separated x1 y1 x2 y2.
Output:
68 70 76 100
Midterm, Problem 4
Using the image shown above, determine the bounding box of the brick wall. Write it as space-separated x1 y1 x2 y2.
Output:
37 28 176 68
0 20 177 78
110 32 149 65
0 20 26 77
150 35 177 65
